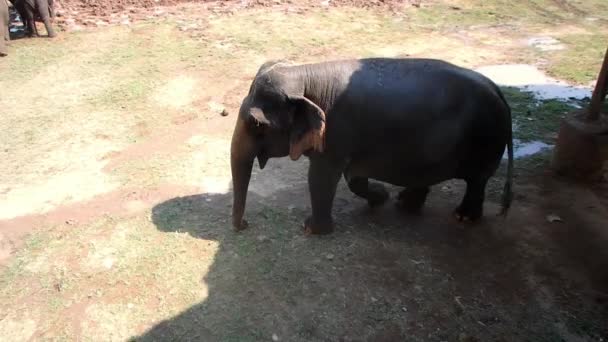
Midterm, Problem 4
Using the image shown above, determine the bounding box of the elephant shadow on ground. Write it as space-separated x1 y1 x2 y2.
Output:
132 168 608 341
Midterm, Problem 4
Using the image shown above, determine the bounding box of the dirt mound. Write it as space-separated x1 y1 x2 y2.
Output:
330 0 420 8
56 0 416 17
58 0 191 16
50 0 420 31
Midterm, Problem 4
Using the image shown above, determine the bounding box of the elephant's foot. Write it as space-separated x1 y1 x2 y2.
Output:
367 182 389 207
454 178 487 222
453 204 483 222
304 216 334 235
48 31 57 38
232 218 249 232
397 187 429 214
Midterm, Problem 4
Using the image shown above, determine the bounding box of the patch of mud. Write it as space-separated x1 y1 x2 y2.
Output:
0 162 118 220
102 116 220 172
0 184 199 265
476 64 592 100
1 61 132 219
503 140 553 159
0 117 124 220
514 140 552 158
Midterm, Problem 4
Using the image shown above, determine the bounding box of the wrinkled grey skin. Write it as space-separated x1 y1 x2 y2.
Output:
10 0 55 38
1 0 9 56
231 58 514 235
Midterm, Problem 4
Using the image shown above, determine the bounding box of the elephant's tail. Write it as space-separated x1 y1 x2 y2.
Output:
499 96 514 217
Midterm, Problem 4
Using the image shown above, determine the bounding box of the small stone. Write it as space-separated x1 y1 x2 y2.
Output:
220 109 229 117
546 214 563 223
272 334 279 341
371 296 378 302
103 258 114 269
207 101 225 114
325 253 334 260
127 303 134 309
402 306 407 312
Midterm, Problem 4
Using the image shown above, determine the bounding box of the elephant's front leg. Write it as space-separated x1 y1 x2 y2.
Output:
36 0 56 38
304 157 345 235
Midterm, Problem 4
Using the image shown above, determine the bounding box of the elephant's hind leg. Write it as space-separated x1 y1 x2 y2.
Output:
344 174 389 208
454 177 488 222
397 186 430 214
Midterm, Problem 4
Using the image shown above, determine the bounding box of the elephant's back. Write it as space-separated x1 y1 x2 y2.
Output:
336 58 507 125
327 58 510 179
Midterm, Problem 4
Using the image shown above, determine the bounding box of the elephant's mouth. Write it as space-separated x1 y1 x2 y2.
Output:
257 151 269 169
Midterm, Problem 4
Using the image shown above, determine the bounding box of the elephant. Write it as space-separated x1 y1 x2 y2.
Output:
10 0 55 38
1 0 8 56
230 58 514 235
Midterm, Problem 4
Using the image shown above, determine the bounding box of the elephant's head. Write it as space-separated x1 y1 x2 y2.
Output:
230 61 327 230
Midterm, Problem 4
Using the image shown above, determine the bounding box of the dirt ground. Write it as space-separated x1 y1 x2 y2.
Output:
1 0 608 341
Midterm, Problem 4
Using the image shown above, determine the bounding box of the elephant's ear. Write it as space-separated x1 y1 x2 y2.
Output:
287 95 326 161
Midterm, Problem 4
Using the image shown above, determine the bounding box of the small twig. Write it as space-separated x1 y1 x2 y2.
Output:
454 296 466 311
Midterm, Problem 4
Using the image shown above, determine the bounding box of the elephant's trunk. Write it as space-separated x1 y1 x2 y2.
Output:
230 116 256 230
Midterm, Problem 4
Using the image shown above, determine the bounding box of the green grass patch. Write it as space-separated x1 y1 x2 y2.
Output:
501 86 579 143
545 32 607 84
